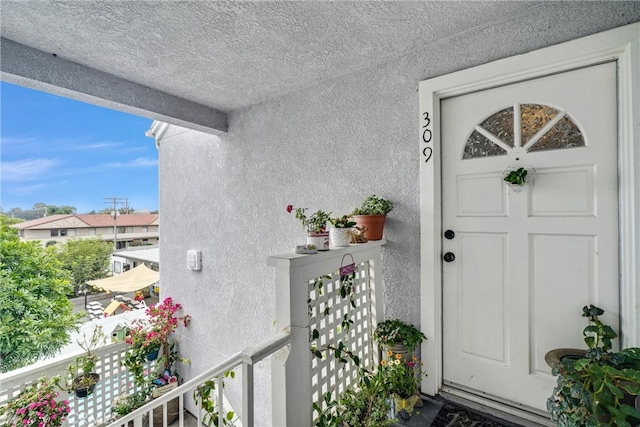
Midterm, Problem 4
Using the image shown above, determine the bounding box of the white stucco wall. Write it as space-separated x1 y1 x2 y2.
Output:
157 7 639 424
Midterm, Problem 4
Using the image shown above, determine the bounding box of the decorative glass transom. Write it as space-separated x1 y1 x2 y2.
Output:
463 103 585 159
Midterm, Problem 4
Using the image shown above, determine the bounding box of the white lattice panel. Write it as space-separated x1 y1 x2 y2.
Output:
309 260 377 417
0 341 156 427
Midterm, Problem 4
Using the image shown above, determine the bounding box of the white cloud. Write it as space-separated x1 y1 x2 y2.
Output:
66 141 123 151
2 182 48 195
0 136 39 146
1 158 61 182
104 157 158 169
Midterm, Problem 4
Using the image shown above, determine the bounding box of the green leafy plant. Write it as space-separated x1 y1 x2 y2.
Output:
380 351 426 419
110 389 151 417
330 215 357 228
287 205 332 233
0 375 71 427
77 325 106 374
503 167 528 186
193 370 238 426
373 319 427 353
339 369 393 427
57 325 106 396
547 305 640 426
351 195 393 216
380 352 425 399
0 220 82 372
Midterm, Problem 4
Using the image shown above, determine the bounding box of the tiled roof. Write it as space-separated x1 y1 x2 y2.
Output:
77 214 159 227
12 214 159 229
12 214 73 229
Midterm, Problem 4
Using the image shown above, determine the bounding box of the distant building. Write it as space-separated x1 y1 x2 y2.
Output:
11 214 159 248
111 245 160 274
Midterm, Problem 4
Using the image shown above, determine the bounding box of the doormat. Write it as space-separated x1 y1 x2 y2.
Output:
431 402 523 427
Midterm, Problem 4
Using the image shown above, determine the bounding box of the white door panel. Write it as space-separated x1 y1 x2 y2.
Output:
441 62 618 412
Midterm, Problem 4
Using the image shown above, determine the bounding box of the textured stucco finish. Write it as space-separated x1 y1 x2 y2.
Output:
159 16 640 422
2 2 639 113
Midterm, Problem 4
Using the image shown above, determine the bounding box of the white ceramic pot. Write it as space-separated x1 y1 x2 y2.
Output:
307 232 329 251
330 227 352 247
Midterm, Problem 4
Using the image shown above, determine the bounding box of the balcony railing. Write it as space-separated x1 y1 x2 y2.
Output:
0 340 154 426
1 241 385 426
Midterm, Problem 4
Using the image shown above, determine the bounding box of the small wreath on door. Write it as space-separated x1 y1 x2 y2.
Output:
502 166 535 192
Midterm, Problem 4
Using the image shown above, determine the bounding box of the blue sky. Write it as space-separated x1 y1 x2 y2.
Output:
1 82 158 214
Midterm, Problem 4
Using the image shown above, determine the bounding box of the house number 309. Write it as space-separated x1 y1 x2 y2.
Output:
422 111 433 163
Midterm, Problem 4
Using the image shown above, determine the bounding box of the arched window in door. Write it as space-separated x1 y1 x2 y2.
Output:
462 103 585 159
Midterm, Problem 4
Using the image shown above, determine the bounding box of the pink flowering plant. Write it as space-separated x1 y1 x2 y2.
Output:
0 375 70 427
123 297 191 387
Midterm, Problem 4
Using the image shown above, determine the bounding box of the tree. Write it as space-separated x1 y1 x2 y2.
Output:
54 237 113 295
0 219 81 372
0 215 23 226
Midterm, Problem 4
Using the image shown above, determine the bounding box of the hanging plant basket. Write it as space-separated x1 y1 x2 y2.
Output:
72 373 100 398
502 166 535 192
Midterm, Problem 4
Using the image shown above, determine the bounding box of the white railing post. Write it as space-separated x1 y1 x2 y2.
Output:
268 241 385 427
269 254 312 426
242 360 254 425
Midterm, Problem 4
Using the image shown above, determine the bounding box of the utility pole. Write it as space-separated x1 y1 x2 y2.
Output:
104 197 127 251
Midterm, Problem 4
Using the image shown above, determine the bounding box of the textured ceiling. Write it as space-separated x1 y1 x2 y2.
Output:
2 1 640 115
0 1 549 112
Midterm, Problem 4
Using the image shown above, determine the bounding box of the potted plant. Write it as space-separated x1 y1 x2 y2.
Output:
124 297 191 388
338 369 393 427
0 375 71 427
329 215 356 248
58 325 106 398
351 195 393 240
287 205 332 251
546 305 640 426
122 298 190 425
374 319 427 358
109 389 150 426
502 166 533 192
380 352 426 421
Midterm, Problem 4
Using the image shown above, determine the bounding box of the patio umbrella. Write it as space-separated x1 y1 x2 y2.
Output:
87 264 159 293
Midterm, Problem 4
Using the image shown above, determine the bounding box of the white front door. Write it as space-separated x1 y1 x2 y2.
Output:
441 62 619 413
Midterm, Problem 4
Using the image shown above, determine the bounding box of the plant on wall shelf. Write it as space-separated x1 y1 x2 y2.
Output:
351 195 393 216
287 205 332 234
330 215 357 229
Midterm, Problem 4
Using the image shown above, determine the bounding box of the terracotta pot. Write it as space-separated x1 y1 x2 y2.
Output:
352 215 386 240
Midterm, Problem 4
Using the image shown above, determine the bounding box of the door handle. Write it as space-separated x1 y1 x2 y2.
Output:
444 230 455 240
443 252 456 263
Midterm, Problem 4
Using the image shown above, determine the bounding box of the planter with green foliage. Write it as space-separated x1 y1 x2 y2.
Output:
503 167 533 192
58 325 106 398
351 195 393 241
374 319 427 357
546 305 640 426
